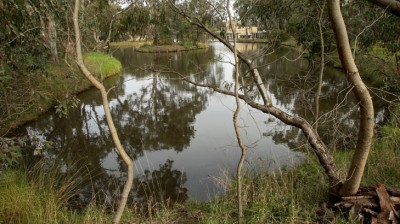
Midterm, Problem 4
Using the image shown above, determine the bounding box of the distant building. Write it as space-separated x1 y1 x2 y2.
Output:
223 22 267 39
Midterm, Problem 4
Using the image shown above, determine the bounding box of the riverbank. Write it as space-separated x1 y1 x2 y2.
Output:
136 42 208 53
110 41 151 48
109 40 209 53
0 52 121 136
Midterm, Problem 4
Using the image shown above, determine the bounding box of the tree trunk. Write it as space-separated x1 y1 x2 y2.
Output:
315 2 326 130
396 53 400 77
47 14 59 64
327 0 375 196
227 2 246 222
73 1 134 223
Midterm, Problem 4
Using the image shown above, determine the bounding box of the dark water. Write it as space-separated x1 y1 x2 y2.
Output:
23 42 388 206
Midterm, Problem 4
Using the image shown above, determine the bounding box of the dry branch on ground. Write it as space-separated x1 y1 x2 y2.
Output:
332 184 400 223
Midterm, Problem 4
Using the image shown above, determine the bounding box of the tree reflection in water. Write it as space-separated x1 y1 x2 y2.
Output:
21 46 221 208
133 159 188 211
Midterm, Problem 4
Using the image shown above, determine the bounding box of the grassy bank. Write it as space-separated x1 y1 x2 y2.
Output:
136 42 208 53
110 41 209 52
110 41 151 48
0 52 121 136
84 52 122 79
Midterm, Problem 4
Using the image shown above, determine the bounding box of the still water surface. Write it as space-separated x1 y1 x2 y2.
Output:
24 42 387 205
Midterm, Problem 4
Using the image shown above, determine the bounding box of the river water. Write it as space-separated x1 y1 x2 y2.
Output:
23 42 388 206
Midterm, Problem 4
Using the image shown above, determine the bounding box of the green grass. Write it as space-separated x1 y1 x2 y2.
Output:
0 170 78 223
182 159 349 224
83 52 122 79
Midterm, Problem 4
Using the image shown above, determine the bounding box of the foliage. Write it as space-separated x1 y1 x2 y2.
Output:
377 105 400 157
55 96 81 118
233 0 400 60
343 0 400 54
119 5 150 40
0 62 91 135
0 146 22 170
83 52 122 79
357 43 399 91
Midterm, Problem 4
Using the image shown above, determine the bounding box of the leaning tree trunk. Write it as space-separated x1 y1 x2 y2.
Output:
73 0 134 223
327 0 375 196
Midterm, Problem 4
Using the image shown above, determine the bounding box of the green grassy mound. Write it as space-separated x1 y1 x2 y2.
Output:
83 52 122 78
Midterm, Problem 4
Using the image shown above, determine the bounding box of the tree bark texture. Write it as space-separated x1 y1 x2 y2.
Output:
327 0 375 196
47 14 59 64
73 1 134 223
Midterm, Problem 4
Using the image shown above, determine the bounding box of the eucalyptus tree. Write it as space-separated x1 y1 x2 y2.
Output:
234 0 296 39
119 5 151 40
